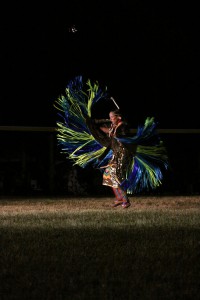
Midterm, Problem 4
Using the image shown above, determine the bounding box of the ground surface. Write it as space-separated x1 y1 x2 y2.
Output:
0 196 200 213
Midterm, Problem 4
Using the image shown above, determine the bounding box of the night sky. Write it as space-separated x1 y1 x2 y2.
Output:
1 2 199 128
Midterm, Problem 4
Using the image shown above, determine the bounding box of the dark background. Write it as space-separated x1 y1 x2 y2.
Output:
0 2 199 196
0 2 199 129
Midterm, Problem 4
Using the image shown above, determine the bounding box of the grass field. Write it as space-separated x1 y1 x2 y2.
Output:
0 196 200 300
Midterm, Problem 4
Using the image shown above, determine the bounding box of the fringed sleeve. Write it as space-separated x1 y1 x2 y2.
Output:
118 117 169 194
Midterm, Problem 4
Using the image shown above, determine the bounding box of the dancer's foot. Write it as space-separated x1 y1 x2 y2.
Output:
111 200 123 207
122 202 131 209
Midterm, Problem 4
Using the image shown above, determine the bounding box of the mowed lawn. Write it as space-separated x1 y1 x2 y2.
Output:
0 196 200 300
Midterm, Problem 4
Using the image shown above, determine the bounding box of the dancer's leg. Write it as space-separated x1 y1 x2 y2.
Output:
111 187 123 207
112 187 123 201
111 187 131 208
116 187 129 202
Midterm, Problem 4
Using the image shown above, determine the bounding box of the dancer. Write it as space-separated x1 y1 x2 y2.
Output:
54 75 168 208
86 109 133 208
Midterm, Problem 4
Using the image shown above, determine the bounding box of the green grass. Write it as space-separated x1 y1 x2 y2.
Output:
0 197 200 299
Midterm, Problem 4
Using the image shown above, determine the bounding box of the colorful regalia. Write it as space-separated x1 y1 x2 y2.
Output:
54 75 169 194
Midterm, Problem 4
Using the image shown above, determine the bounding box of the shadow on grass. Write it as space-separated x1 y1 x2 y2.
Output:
1 222 200 300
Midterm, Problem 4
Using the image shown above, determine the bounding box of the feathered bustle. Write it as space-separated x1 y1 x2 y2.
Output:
55 76 169 194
